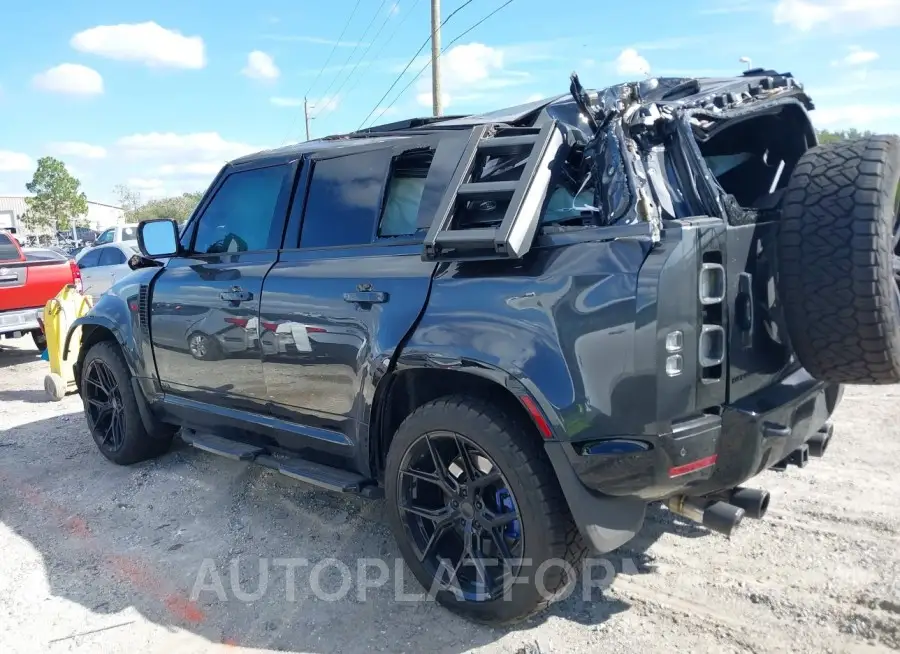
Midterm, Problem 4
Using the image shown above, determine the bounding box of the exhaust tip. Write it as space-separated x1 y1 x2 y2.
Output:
729 487 771 519
701 501 744 537
808 429 832 457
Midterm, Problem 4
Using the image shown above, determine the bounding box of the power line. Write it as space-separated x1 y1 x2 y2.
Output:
356 0 476 130
326 2 399 118
362 0 516 129
315 0 392 113
326 0 421 117
279 0 364 145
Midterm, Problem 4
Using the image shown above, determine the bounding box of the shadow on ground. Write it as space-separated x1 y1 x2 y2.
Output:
0 412 711 653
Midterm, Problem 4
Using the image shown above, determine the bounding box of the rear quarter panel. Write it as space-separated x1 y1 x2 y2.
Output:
400 234 656 441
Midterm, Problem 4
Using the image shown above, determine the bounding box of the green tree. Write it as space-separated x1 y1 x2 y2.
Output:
113 184 143 222
23 157 89 233
125 191 204 223
816 128 875 144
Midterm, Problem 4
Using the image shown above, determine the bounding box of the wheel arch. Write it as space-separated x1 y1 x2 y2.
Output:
369 363 556 478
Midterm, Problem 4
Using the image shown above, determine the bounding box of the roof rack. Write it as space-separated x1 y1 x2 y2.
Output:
422 119 564 262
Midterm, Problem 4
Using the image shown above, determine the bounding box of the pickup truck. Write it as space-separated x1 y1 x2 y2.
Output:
67 69 899 625
0 230 83 350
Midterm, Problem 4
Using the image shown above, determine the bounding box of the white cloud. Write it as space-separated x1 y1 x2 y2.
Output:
842 45 879 65
116 132 261 162
813 103 900 131
0 151 32 172
242 51 279 80
773 0 900 32
49 141 107 159
127 177 168 198
414 43 513 109
270 97 305 107
71 22 205 69
157 162 223 176
615 48 651 76
32 64 103 95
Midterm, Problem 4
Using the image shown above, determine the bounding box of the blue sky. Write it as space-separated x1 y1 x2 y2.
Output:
1 0 899 205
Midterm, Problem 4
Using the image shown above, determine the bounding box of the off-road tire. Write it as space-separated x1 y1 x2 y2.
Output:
778 134 900 383
81 341 174 465
384 395 587 626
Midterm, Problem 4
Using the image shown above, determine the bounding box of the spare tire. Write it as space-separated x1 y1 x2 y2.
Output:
778 134 900 384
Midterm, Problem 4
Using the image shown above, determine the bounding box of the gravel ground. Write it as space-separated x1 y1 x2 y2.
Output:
1 335 899 654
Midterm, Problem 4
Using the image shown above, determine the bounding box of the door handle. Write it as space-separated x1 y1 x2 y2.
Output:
343 291 388 304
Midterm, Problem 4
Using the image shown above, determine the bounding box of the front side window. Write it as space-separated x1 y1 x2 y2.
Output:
300 150 391 248
77 249 102 268
192 165 290 254
95 229 114 245
99 247 126 266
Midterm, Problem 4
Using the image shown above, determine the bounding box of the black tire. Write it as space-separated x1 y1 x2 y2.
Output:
80 341 174 465
778 134 900 384
187 331 221 361
384 395 586 626
31 329 47 351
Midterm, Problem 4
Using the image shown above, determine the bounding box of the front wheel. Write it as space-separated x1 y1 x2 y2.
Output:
31 329 47 351
384 395 586 626
80 341 174 465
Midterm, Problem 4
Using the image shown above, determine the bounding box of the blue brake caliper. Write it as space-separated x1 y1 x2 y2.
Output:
494 488 521 539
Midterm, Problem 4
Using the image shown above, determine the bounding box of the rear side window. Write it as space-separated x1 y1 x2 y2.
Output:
300 150 391 248
121 226 137 241
0 233 19 261
193 165 290 254
99 247 126 266
379 149 434 237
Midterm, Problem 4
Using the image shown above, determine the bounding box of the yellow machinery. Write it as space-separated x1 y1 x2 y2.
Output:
42 285 93 401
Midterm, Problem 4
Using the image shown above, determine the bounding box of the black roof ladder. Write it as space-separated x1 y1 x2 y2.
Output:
422 119 564 262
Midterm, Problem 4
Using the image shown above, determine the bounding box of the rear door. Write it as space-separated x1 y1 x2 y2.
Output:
260 140 455 459
149 159 298 413
93 245 130 296
75 248 103 299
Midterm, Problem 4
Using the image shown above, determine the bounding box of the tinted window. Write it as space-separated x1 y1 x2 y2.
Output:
23 249 66 262
300 150 391 248
193 165 289 254
95 229 114 244
99 247 126 266
78 249 102 268
0 233 20 261
379 150 434 237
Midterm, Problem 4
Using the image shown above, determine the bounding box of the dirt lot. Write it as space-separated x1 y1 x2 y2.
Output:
1 335 899 654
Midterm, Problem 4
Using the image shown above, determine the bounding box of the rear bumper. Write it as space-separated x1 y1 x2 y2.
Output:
0 307 42 336
546 367 842 552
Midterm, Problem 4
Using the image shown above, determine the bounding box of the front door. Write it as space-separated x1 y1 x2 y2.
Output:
260 145 444 464
150 160 298 413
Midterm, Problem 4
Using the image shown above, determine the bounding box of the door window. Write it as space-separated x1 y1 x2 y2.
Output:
379 149 434 237
99 247 126 266
299 150 392 248
192 164 290 254
77 249 102 269
95 228 114 245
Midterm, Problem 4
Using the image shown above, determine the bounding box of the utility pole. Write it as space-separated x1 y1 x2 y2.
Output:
304 97 311 141
430 0 442 117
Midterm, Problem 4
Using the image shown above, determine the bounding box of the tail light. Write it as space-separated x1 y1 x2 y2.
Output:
70 260 83 294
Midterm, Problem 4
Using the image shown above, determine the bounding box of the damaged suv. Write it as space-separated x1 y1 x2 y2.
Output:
67 67 900 625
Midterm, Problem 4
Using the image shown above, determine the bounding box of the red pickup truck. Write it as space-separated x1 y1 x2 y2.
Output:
0 230 83 350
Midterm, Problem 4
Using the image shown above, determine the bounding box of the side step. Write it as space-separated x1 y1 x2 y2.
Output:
180 430 382 498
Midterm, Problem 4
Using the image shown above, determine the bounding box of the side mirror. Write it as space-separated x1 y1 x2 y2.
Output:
137 219 179 258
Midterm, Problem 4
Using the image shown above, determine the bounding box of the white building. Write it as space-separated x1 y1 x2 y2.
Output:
0 195 124 237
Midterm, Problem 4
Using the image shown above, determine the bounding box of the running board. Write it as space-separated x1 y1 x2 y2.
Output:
179 430 383 498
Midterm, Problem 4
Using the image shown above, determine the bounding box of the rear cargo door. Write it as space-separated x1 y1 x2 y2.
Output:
724 214 794 402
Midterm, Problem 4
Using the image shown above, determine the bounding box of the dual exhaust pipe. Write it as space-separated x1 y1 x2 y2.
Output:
666 486 770 538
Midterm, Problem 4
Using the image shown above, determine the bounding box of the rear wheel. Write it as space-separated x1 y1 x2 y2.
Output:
778 134 900 383
80 341 173 465
188 332 220 361
384 395 586 626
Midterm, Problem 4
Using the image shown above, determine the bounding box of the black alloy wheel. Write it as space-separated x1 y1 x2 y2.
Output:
83 358 127 452
397 430 525 602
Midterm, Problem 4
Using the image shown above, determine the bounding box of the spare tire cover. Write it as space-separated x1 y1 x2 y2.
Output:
777 134 900 384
